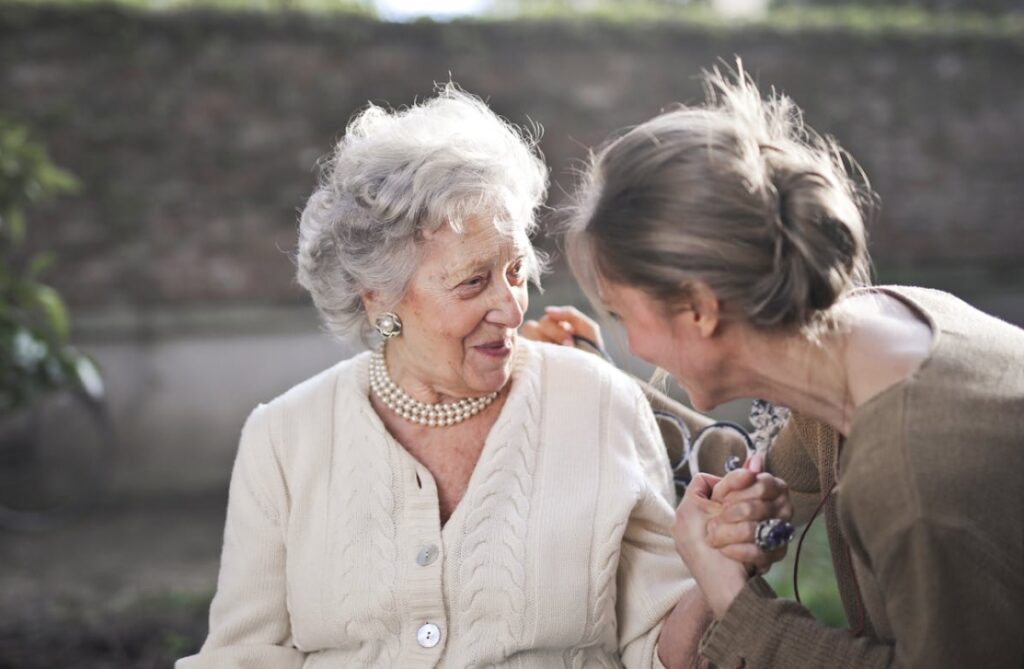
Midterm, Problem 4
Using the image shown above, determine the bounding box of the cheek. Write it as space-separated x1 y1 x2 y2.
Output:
513 284 529 316
440 300 492 341
625 324 659 364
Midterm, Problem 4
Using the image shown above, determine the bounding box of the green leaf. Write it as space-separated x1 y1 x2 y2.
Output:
28 252 55 278
38 164 79 195
32 284 70 342
5 208 26 244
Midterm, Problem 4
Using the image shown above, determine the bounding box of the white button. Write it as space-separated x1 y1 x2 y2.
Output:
416 544 439 566
417 622 441 648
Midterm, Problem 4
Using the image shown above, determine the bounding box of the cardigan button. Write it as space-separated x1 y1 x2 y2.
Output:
416 544 439 566
417 623 441 648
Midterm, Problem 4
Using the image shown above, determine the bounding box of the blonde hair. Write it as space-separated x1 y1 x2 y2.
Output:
567 61 874 334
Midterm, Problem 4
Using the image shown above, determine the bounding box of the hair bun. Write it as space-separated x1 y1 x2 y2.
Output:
751 160 869 328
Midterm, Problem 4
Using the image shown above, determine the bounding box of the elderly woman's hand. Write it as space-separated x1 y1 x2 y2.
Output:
522 305 604 351
705 453 793 575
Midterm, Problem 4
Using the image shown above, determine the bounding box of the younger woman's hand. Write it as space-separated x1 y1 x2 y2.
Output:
521 305 604 351
705 453 793 574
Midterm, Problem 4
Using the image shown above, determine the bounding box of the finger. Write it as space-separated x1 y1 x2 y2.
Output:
536 316 575 346
706 520 758 550
721 543 788 568
676 474 724 522
544 305 603 347
721 493 793 520
721 473 788 504
777 500 794 523
719 499 774 524
520 320 542 342
710 468 757 503
745 451 764 474
683 473 722 501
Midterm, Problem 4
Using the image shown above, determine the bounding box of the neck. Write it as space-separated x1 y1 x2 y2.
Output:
381 339 504 404
381 340 451 404
726 325 855 436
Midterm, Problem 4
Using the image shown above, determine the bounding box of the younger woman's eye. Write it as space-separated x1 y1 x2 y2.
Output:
607 311 622 322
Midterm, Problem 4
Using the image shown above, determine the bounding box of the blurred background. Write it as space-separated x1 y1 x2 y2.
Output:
1 0 1022 666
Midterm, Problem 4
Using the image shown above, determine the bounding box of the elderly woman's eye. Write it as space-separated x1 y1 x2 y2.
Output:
508 261 526 282
460 275 486 289
608 311 623 322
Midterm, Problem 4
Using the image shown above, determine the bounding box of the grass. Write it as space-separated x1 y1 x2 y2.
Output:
764 517 848 628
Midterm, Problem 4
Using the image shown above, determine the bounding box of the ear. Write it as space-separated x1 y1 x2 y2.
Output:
362 290 381 323
688 280 721 338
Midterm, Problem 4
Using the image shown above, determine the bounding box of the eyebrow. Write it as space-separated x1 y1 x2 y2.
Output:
446 247 527 280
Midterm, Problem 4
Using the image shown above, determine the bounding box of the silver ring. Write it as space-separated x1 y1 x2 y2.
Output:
754 518 794 552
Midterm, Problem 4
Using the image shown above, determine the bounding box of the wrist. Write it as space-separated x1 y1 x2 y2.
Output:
704 568 748 620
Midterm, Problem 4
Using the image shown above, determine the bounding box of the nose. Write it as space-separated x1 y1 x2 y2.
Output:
487 277 526 329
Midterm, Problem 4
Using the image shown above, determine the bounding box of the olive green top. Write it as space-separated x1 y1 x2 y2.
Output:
700 286 1024 668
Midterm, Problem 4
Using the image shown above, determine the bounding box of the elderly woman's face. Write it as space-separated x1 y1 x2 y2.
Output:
382 215 530 398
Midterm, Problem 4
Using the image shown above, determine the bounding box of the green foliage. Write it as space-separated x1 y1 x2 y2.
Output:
486 0 1024 37
765 518 848 628
0 118 103 414
1 0 377 15
4 0 1021 36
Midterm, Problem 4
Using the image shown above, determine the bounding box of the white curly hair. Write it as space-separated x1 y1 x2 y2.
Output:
296 84 549 342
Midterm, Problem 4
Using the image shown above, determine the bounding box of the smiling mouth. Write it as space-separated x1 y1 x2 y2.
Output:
473 338 514 357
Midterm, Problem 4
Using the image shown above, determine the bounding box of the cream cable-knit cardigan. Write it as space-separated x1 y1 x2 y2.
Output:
176 340 692 669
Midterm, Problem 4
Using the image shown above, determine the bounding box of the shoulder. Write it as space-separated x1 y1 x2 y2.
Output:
526 339 646 410
238 351 372 474
524 340 673 496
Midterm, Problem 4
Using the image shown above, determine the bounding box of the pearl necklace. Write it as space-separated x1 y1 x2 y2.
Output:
369 347 498 427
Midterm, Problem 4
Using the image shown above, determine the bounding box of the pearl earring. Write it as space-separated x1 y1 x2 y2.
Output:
374 312 402 338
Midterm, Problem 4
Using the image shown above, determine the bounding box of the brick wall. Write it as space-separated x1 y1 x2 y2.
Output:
2 5 1022 321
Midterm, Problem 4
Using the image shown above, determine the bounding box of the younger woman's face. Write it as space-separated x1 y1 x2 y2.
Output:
599 280 726 411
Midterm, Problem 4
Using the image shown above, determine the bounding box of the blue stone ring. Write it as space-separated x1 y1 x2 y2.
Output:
754 518 795 552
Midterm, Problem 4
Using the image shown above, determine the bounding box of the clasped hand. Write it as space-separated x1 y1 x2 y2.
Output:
673 453 792 618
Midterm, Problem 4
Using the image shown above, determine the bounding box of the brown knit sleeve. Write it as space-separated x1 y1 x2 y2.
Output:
699 577 895 669
766 414 822 526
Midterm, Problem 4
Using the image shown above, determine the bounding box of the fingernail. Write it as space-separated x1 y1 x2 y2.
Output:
748 452 764 473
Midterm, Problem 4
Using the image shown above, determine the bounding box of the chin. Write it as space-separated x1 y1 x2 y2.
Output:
689 394 717 413
677 379 718 413
469 366 513 395
465 340 517 393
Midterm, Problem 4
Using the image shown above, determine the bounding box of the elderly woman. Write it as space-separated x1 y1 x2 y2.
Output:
176 87 790 669
539 65 1024 668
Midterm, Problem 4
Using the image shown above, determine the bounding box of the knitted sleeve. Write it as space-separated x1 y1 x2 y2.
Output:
700 511 1024 669
618 388 695 669
699 577 895 668
766 414 823 526
175 404 306 669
